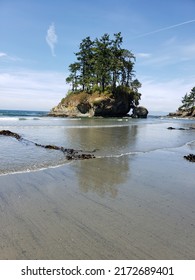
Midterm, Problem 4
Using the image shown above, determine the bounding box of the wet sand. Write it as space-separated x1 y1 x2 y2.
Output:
0 146 195 259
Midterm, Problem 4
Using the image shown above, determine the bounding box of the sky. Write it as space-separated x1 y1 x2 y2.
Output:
0 0 195 112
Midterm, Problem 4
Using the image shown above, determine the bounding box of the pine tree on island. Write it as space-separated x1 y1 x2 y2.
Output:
50 33 148 118
66 32 141 109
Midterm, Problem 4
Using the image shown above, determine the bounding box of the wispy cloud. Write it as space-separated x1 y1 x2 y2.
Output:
0 52 7 58
179 42 195 59
163 37 177 47
140 76 195 112
0 52 7 57
137 39 195 68
136 52 151 58
137 53 173 67
136 19 195 38
0 52 22 62
46 23 58 56
0 70 67 110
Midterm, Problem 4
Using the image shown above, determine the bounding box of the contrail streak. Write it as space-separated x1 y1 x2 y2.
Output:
136 19 195 38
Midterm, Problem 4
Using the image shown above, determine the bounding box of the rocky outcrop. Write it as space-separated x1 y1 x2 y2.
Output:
0 130 96 160
0 130 22 140
131 106 148 118
49 92 148 118
93 95 131 117
168 108 195 118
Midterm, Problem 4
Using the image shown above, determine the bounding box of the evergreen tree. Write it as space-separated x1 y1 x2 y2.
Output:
66 62 80 91
110 32 123 89
93 33 112 91
75 36 95 91
66 32 141 105
120 49 135 87
179 87 195 110
188 87 195 108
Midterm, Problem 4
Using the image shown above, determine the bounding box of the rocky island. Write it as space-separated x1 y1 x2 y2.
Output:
49 90 148 118
49 33 148 118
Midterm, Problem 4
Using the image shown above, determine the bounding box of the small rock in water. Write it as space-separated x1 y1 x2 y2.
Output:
44 145 61 150
167 126 195 130
184 154 195 162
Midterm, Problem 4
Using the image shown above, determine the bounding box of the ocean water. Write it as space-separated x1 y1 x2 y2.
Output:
0 109 195 175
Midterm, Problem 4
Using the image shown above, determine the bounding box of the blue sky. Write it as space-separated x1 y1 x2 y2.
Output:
0 0 195 112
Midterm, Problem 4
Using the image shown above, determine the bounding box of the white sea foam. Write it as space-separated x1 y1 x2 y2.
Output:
0 117 19 121
0 159 73 177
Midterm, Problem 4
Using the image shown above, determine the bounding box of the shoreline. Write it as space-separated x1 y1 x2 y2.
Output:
0 144 195 259
1 138 195 178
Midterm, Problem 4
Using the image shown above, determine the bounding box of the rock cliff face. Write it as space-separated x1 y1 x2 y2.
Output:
49 92 148 118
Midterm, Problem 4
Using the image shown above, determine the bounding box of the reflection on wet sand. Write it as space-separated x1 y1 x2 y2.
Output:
65 124 138 197
75 156 130 198
63 125 138 156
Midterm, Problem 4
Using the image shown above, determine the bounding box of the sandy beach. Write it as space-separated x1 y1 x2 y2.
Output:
0 143 195 260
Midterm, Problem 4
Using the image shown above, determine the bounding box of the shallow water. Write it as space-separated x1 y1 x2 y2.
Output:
0 111 195 260
0 110 195 175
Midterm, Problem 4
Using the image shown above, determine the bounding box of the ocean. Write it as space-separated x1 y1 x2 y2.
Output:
0 109 195 176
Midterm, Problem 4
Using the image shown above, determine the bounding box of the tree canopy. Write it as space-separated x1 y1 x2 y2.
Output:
179 87 195 111
66 32 141 107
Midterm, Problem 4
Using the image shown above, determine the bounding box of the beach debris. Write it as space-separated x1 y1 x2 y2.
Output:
0 129 95 160
184 154 195 162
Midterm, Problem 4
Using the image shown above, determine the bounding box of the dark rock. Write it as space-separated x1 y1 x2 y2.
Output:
0 130 22 140
44 145 62 150
77 102 91 114
132 106 148 118
35 143 62 150
66 152 95 160
184 154 195 162
66 155 74 160
63 148 75 154
93 97 131 117
167 127 195 130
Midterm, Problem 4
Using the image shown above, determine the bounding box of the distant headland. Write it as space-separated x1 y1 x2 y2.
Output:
168 87 195 118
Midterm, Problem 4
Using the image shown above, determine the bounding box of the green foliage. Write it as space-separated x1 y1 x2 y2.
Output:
66 33 141 97
113 85 141 108
91 84 102 93
179 87 195 111
60 97 66 104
